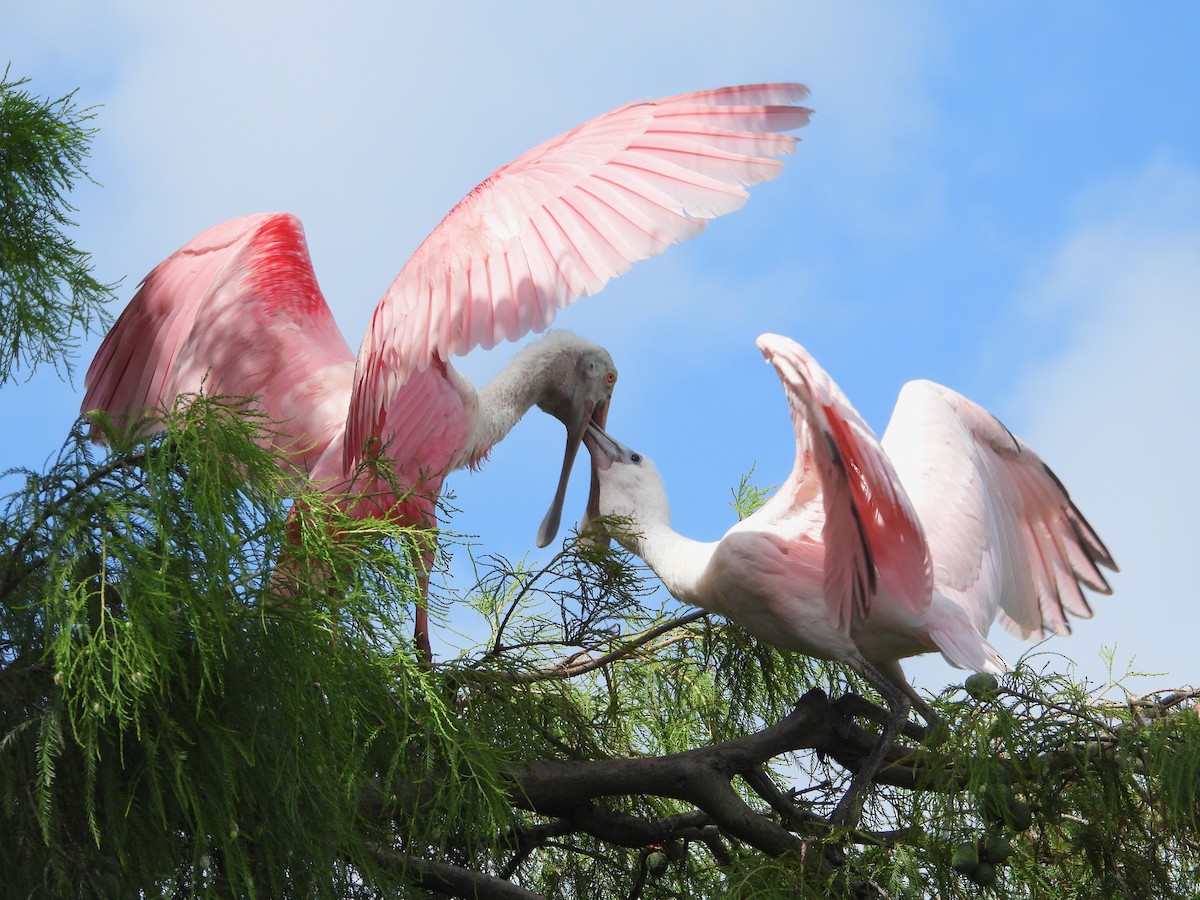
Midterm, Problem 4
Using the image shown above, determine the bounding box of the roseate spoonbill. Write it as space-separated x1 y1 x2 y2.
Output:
81 84 813 658
583 333 1116 823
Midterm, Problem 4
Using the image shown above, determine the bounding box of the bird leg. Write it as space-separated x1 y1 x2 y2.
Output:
829 654 916 827
266 505 338 610
409 545 435 666
886 664 940 737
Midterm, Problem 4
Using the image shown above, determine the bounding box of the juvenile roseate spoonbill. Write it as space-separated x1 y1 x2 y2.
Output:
583 333 1116 823
81 83 813 657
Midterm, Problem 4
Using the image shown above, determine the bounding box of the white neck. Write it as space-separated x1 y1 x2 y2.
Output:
624 516 719 611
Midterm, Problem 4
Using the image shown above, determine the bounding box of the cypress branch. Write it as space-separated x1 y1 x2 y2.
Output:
0 68 116 384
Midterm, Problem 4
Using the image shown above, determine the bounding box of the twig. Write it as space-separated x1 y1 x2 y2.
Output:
498 819 573 880
489 549 572 655
491 610 709 685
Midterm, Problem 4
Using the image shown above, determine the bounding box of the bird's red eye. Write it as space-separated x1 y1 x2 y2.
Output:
605 371 617 385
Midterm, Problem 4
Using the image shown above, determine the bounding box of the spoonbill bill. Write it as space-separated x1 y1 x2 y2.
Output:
81 84 813 658
583 332 1116 822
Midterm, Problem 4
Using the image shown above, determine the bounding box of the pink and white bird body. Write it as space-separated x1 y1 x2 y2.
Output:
585 332 1115 821
82 84 813 545
586 332 1116 690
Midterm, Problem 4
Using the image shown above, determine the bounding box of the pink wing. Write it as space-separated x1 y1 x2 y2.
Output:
315 358 471 527
82 213 356 475
756 334 933 632
347 83 813 468
880 381 1116 641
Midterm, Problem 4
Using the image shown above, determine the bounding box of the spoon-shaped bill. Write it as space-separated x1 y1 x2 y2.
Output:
536 396 610 548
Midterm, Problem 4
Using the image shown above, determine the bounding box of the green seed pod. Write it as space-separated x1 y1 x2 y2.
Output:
982 784 1016 827
951 841 980 874
983 834 1014 863
1004 797 1033 832
969 861 997 887
646 850 669 877
965 672 999 701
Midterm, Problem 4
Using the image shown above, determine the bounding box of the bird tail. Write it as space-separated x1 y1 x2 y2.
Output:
927 596 1009 675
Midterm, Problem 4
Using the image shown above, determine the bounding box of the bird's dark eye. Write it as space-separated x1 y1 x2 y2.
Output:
630 452 642 464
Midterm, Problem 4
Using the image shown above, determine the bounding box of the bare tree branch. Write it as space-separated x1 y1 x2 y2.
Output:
366 844 548 900
506 689 849 856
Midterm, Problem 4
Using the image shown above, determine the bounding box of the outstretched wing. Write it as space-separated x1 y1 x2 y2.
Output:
757 334 932 632
881 380 1116 640
82 213 356 474
347 83 813 468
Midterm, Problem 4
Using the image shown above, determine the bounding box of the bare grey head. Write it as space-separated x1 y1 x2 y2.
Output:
526 332 618 547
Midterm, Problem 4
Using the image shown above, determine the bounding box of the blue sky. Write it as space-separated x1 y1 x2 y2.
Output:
5 2 1198 697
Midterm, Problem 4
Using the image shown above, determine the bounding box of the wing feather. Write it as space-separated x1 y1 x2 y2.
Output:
82 213 355 474
345 83 811 467
757 334 933 632
882 381 1117 641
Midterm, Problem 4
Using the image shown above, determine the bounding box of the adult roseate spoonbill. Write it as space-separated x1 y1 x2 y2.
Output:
81 84 813 658
583 333 1116 823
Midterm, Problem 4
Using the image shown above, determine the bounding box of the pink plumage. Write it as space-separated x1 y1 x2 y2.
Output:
84 214 356 477
879 379 1115 644
586 331 1116 824
80 83 813 657
754 333 1115 675
587 332 1115 678
757 334 933 634
346 83 811 469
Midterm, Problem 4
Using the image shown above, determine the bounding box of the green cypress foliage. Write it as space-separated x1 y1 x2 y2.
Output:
0 67 115 384
2 402 512 896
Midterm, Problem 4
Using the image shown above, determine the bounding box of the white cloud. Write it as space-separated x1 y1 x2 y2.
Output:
906 158 1200 696
58 0 946 339
1009 158 1200 691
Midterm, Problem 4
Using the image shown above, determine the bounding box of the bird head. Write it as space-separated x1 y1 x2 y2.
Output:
579 422 669 550
533 337 618 548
